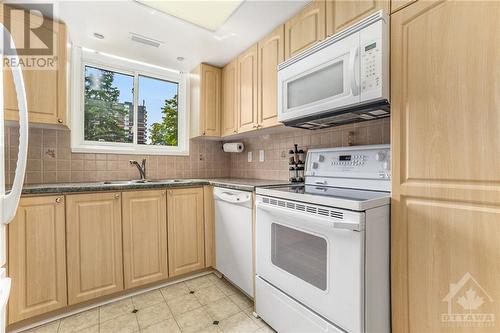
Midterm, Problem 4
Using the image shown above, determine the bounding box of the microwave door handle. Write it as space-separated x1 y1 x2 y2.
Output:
348 46 360 96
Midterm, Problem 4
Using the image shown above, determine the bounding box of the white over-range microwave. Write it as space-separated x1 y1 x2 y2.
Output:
277 10 389 129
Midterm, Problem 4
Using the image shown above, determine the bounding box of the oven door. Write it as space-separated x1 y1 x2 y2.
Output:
278 33 360 123
256 197 364 333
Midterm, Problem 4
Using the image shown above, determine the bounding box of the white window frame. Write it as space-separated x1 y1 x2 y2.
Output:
70 46 189 155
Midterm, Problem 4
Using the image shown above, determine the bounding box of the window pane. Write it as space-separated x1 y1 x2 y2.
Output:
84 66 134 143
138 75 179 146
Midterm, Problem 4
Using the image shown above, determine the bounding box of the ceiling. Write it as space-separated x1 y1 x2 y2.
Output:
51 0 308 72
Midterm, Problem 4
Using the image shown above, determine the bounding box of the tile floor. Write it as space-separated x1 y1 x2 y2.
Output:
23 273 275 333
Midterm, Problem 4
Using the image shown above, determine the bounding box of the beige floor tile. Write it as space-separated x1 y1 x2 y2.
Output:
204 297 240 321
213 279 239 296
219 312 259 333
24 321 60 333
243 308 266 328
195 324 223 333
206 273 222 284
175 307 213 333
228 293 253 310
99 297 134 322
75 324 99 333
195 285 226 305
99 312 139 333
254 324 277 333
167 294 203 315
136 302 173 329
160 282 190 301
185 275 213 291
140 318 180 333
132 290 165 309
58 309 99 333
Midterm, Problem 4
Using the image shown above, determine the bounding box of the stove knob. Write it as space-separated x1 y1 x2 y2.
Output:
383 161 390 170
312 162 319 169
317 155 325 162
375 151 386 161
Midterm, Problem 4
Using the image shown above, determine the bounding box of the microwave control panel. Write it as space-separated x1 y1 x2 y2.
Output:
361 39 381 93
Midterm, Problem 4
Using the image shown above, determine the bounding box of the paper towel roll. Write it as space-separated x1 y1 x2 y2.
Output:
223 143 244 153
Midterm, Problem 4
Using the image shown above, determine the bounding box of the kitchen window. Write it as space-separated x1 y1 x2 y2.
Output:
71 47 188 155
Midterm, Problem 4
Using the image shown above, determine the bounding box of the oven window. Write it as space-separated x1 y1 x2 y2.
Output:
287 60 344 109
271 223 327 290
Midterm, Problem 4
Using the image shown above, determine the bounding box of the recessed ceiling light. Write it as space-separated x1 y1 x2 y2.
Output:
93 33 104 40
176 57 184 62
135 0 243 31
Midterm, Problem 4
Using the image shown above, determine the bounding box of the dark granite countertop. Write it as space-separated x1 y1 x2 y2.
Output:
20 178 290 195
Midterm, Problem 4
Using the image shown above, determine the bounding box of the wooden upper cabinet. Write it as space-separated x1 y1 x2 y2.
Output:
391 1 500 332
190 64 222 137
284 0 326 60
8 196 67 324
167 187 205 277
237 44 258 133
2 6 67 126
326 0 389 36
257 25 284 129
122 190 168 289
66 193 123 305
221 59 238 137
390 0 417 14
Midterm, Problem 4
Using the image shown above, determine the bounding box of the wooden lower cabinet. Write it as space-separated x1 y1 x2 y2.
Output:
122 190 168 289
66 192 124 305
167 187 205 277
8 196 67 324
391 1 500 332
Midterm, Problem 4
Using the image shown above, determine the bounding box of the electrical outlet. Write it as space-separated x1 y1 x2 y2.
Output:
248 151 253 162
259 150 265 162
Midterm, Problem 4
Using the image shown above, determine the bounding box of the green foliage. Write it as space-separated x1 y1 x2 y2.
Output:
84 69 132 143
149 94 178 146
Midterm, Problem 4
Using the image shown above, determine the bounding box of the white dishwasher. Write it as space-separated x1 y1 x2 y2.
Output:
214 187 254 297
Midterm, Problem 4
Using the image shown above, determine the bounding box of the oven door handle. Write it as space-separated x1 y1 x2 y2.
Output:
256 202 363 231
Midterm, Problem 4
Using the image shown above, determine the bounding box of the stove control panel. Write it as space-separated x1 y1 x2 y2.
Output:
305 144 391 181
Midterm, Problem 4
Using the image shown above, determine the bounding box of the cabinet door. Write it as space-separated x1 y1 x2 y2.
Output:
258 25 284 129
237 44 258 133
284 0 326 60
66 193 123 304
8 196 67 324
2 7 67 125
326 0 389 36
167 187 205 277
201 64 222 136
221 60 238 137
203 186 215 267
391 2 500 332
390 0 416 14
122 190 168 289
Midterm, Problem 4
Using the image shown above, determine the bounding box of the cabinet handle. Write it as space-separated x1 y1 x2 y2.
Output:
202 131 206 136
233 130 237 134
252 124 258 128
114 193 120 199
57 119 63 124
55 197 63 203
161 191 166 196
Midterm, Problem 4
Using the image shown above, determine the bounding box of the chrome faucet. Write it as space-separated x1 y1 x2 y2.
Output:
129 159 147 180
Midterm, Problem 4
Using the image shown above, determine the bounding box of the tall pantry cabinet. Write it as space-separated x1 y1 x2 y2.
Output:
390 1 500 332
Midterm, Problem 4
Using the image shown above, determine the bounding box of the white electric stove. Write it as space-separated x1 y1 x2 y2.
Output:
255 144 391 333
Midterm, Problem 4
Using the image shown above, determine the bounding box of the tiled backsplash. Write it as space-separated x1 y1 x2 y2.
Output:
5 118 389 184
228 118 390 180
5 126 230 185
